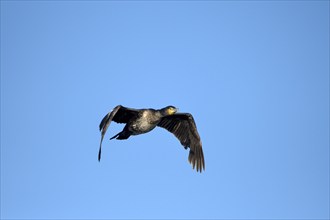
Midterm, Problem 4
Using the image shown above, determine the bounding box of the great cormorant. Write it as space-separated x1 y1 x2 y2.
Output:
98 105 205 172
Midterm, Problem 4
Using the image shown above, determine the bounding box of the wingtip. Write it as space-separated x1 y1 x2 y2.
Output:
188 149 205 173
98 145 102 162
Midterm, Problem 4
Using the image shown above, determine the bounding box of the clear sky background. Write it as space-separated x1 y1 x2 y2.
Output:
1 1 329 219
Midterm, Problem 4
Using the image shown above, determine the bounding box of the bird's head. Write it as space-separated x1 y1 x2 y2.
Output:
164 106 178 116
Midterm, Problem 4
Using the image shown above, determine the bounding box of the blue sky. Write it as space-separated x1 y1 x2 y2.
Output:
1 1 329 219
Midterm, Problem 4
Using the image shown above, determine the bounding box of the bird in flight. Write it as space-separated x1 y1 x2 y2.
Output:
98 105 205 172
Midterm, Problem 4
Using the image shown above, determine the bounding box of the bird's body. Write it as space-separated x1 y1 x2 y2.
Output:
98 105 205 172
129 109 161 135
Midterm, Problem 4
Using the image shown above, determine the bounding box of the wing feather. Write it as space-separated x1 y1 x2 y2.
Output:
158 113 205 172
98 105 139 161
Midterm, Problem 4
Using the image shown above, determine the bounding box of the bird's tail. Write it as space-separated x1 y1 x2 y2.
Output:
110 133 119 140
110 131 131 140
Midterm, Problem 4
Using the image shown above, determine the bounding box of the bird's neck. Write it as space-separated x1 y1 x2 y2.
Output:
158 108 168 117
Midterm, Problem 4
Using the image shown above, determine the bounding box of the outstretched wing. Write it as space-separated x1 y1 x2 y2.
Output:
98 105 139 161
157 113 205 172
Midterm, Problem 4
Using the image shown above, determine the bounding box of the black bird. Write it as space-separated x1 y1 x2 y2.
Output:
98 105 205 172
